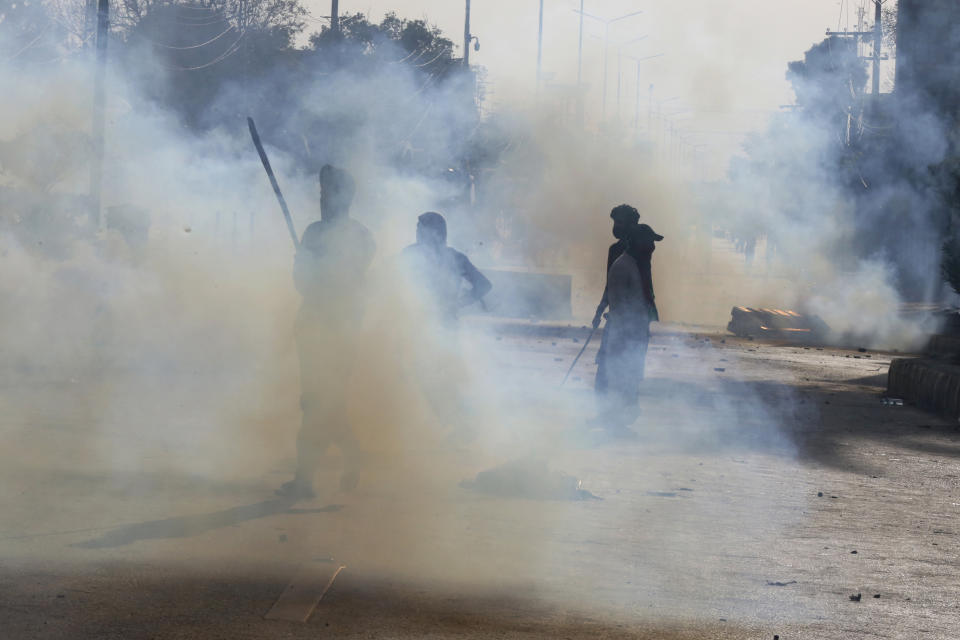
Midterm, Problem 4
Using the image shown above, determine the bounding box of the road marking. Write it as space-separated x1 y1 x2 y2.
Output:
265 561 345 622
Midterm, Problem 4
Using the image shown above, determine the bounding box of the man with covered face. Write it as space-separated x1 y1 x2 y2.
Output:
277 164 376 499
593 205 659 395
597 222 663 432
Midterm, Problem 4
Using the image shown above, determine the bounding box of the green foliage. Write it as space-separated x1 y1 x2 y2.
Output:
308 11 456 75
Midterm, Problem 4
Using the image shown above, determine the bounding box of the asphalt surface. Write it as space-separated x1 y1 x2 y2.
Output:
1 323 959 639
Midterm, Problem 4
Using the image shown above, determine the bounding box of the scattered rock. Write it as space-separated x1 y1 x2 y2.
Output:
714 367 726 372
873 594 881 598
278 534 288 543
766 580 797 587
572 338 580 343
817 491 823 497
858 347 867 352
554 357 563 362
850 550 858 554
850 593 862 602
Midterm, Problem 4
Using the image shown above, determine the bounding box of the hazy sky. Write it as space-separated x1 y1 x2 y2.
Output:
304 1 879 172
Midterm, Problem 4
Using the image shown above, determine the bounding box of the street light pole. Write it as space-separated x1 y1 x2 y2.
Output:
89 0 109 228
577 0 584 87
536 0 544 97
602 22 609 120
574 8 643 123
464 0 471 66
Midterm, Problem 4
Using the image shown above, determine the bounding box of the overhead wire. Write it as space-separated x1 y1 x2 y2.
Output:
414 46 452 68
135 24 236 50
6 22 52 62
155 30 246 71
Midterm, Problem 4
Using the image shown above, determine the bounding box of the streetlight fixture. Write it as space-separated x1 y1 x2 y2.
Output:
624 53 664 132
572 7 645 121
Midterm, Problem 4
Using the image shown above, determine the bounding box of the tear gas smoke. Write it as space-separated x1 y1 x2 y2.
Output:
1 2 939 628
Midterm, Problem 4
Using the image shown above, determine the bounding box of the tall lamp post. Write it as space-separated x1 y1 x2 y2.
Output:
536 0 544 96
573 8 644 121
625 53 664 132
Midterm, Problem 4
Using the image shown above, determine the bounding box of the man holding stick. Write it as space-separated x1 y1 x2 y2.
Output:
277 164 376 498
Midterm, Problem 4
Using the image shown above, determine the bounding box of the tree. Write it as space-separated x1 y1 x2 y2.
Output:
0 0 68 63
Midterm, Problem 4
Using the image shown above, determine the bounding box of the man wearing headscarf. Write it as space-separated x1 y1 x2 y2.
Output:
597 222 663 433
593 205 660 396
277 164 376 499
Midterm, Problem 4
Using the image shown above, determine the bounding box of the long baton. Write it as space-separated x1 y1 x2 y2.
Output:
561 327 597 386
247 117 299 249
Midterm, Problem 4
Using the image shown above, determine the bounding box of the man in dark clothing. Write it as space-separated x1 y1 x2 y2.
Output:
597 223 663 433
593 205 660 396
278 164 376 499
401 212 491 442
592 205 640 331
401 212 492 325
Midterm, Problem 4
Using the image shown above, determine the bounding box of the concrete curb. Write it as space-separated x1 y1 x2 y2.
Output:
887 357 960 419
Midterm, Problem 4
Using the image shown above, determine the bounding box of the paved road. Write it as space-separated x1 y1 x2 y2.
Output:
1 324 958 639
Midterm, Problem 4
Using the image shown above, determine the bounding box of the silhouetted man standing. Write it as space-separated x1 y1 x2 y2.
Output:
594 205 655 395
401 212 491 325
278 165 375 499
598 223 662 433
401 212 491 442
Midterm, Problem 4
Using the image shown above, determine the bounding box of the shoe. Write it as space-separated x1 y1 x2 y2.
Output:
275 480 315 499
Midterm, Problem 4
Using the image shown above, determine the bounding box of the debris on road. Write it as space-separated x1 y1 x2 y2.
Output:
766 580 797 587
727 306 829 342
460 459 601 501
714 367 726 372
881 397 904 406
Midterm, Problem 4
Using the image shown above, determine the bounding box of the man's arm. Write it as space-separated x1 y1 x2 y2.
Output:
593 288 609 329
593 243 619 328
457 253 492 305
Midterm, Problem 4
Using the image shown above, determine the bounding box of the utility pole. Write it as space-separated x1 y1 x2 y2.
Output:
576 0 584 86
536 0 544 98
602 22 609 120
634 62 641 132
576 0 584 126
89 0 109 228
331 0 339 35
574 9 643 122
464 0 472 66
871 0 882 97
